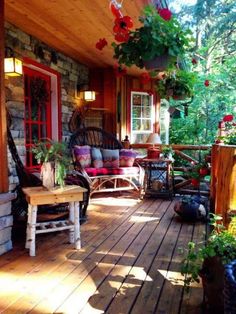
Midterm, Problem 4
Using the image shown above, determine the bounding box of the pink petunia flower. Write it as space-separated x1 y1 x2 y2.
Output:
158 8 172 21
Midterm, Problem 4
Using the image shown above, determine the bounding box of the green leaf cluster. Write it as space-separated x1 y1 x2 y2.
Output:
156 70 196 99
112 4 192 69
181 213 236 291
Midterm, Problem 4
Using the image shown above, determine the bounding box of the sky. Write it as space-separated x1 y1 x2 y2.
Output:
169 0 197 12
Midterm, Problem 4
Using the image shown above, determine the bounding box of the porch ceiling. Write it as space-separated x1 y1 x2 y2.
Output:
5 0 150 75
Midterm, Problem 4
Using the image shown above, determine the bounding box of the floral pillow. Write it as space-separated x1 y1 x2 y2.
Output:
73 145 91 168
102 149 119 168
119 149 137 167
91 147 103 168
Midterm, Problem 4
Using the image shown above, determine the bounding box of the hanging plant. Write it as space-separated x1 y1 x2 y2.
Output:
30 77 49 105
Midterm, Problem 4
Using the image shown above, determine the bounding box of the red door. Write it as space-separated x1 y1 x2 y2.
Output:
24 67 52 170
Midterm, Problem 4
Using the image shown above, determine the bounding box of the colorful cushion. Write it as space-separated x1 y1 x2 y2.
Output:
85 166 140 177
73 145 91 168
119 149 137 167
91 147 103 168
101 149 119 168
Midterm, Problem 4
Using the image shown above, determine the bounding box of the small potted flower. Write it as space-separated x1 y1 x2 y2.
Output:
112 5 192 71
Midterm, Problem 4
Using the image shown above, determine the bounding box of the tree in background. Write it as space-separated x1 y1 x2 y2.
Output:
168 0 236 144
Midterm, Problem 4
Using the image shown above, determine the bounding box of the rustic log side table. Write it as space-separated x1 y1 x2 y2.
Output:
136 158 174 199
22 185 87 256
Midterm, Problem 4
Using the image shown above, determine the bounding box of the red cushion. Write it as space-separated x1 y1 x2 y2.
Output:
85 167 140 177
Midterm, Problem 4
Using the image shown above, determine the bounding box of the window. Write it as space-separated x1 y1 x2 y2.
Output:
131 92 153 143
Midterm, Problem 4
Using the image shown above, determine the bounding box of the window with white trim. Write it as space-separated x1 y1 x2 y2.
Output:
131 92 153 143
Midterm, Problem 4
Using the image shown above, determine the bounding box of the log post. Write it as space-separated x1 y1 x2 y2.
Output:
211 145 236 225
0 0 9 192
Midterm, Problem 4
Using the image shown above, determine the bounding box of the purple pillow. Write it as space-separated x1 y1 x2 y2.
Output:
73 145 91 168
91 147 103 168
119 149 137 167
102 149 119 168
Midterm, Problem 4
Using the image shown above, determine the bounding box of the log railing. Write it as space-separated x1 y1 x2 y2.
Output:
131 143 211 196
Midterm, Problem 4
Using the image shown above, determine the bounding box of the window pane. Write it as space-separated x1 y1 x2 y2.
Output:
133 107 141 118
132 119 141 130
142 106 151 118
133 95 141 105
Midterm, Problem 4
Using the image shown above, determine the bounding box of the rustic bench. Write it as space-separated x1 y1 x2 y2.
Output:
69 127 144 197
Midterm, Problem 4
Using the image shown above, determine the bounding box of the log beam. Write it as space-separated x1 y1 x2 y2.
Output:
0 0 9 192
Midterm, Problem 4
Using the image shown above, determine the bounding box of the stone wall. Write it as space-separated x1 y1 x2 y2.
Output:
5 22 89 191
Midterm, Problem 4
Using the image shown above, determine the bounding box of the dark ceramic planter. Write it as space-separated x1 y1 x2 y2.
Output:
200 256 224 314
143 54 171 71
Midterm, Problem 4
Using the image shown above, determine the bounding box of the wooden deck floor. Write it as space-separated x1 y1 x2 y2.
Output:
0 194 205 314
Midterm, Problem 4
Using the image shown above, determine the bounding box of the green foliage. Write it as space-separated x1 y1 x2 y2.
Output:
156 70 196 99
168 0 236 145
32 140 71 188
112 4 192 69
181 213 236 291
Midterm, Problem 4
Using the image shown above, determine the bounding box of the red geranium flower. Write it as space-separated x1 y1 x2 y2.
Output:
192 58 197 65
140 72 151 84
114 31 130 43
204 80 210 87
109 2 122 19
158 8 172 21
223 114 234 122
114 64 127 77
113 16 133 34
95 38 108 51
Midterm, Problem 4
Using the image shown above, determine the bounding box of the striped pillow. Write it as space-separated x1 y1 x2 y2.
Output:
119 149 137 167
91 147 103 168
73 145 91 168
102 149 119 168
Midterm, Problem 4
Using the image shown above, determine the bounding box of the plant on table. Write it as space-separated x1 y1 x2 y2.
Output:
32 139 71 188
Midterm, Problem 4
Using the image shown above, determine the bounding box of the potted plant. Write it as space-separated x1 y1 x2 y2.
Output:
181 214 236 313
32 139 71 189
156 70 196 100
161 145 174 159
112 5 192 71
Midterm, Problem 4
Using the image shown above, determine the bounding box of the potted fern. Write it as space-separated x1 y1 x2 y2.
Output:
112 5 192 71
32 140 71 189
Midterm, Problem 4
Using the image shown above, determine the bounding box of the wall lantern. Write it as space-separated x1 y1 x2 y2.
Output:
77 83 96 102
4 47 22 76
83 90 96 102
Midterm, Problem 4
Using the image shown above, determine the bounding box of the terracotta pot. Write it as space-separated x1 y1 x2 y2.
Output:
191 178 200 187
147 147 160 159
143 54 171 71
199 167 209 176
